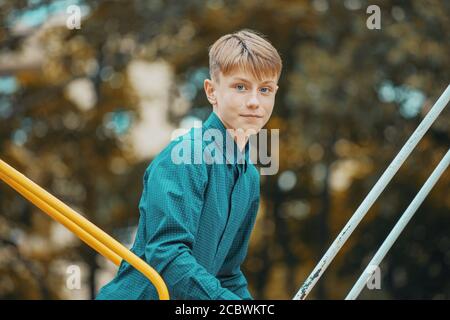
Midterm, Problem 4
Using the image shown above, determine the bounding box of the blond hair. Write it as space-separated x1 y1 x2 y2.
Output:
208 29 282 83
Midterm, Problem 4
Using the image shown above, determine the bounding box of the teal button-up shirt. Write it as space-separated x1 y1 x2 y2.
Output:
96 111 260 300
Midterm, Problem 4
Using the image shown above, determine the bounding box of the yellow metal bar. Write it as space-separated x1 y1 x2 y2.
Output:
0 171 122 266
0 159 170 300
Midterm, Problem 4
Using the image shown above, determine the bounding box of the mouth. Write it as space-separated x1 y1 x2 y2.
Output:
240 114 263 118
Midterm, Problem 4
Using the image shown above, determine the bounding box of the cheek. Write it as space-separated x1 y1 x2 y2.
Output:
223 92 242 106
263 99 275 114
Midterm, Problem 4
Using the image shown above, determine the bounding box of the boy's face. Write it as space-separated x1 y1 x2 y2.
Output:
204 70 279 135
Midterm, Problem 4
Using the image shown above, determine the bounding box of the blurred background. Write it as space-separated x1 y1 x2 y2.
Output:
0 0 449 300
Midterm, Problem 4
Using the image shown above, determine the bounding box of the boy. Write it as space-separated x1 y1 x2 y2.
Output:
96 29 282 300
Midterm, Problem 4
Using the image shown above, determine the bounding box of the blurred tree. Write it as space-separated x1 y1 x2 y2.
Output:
0 0 448 299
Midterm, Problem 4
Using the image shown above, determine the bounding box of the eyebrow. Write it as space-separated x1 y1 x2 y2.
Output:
231 77 276 85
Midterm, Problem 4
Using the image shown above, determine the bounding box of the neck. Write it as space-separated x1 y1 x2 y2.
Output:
232 132 248 152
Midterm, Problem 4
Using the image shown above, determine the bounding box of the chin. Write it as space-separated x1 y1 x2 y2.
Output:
242 125 261 135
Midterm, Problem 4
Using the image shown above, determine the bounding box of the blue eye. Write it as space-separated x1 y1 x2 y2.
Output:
236 84 246 91
260 87 272 94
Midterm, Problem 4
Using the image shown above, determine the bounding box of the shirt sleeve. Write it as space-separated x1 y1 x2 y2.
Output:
217 190 260 300
142 150 241 300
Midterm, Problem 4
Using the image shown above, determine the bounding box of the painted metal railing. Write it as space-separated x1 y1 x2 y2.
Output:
294 84 450 300
0 159 170 300
346 148 449 299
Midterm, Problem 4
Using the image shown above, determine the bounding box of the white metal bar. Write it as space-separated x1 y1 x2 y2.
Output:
346 148 450 299
293 84 450 300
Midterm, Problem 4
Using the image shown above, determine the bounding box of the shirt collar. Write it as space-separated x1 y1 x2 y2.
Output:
203 111 252 172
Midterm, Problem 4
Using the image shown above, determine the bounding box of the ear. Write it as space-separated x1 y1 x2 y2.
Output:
204 79 217 106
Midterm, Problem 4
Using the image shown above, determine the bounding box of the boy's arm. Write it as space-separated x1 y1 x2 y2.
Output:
142 153 241 300
217 193 259 300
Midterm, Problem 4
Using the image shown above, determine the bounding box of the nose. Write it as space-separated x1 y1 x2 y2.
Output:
246 91 260 109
